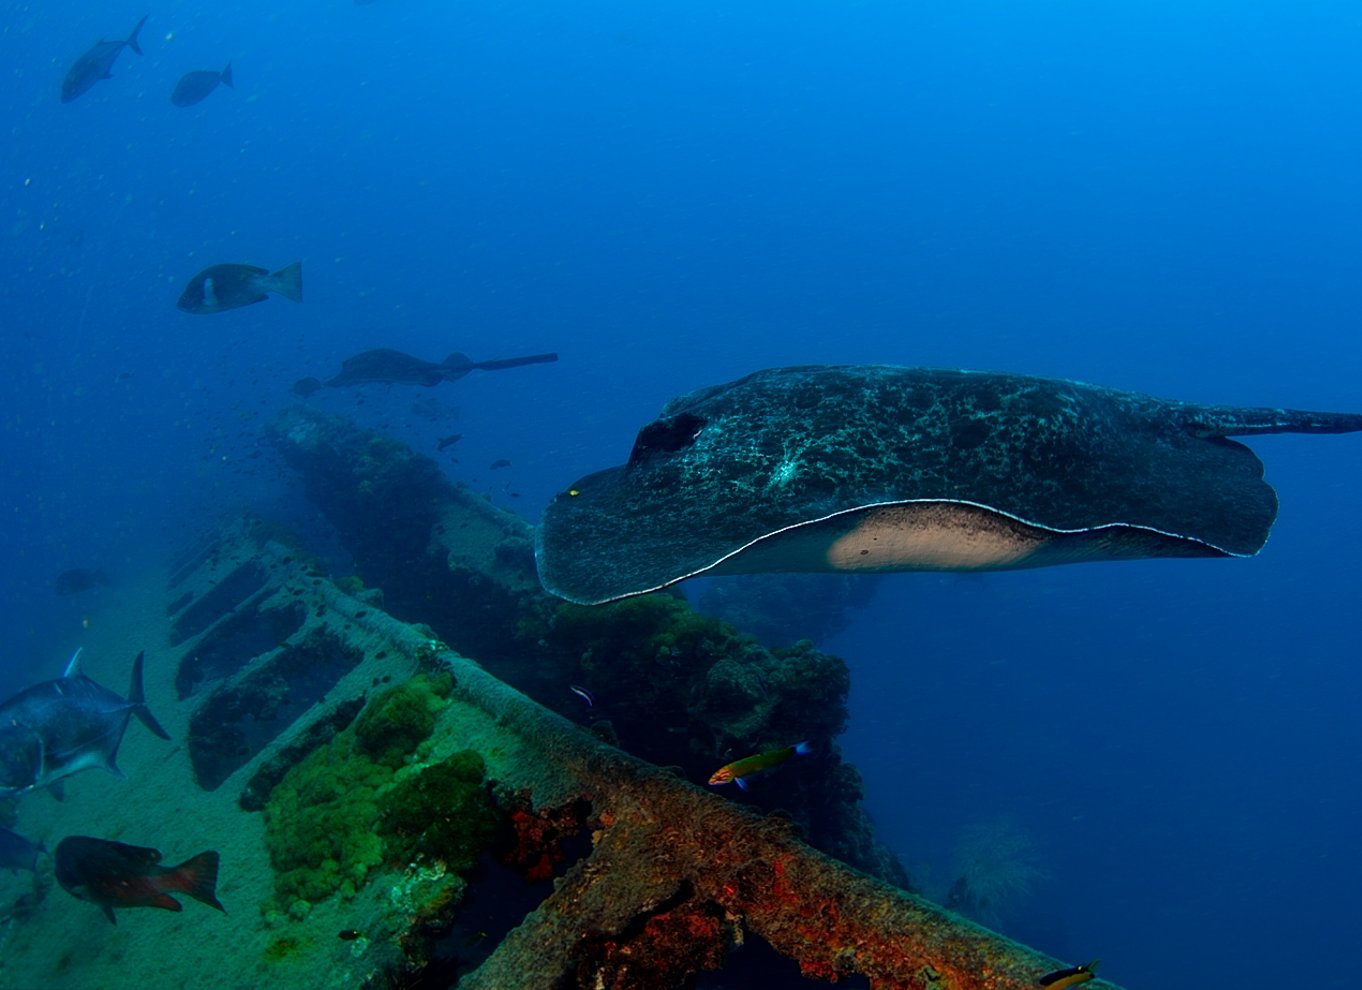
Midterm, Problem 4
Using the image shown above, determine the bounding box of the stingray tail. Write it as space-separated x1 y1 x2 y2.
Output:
1184 405 1362 438
464 352 559 372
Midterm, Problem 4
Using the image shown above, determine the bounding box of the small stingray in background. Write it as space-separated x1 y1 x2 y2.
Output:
178 262 302 314
317 348 558 388
171 62 234 107
61 14 147 103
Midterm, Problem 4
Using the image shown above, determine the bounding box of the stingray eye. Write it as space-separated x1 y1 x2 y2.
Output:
627 413 707 466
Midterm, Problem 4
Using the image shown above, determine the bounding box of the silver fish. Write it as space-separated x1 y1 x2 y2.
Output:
0 649 169 797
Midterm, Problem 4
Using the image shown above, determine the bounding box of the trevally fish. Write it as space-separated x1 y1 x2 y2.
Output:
55 836 223 924
171 62 234 107
61 15 148 104
0 649 170 797
177 261 303 314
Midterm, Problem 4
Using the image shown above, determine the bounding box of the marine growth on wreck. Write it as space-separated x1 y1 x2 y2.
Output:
0 408 1127 990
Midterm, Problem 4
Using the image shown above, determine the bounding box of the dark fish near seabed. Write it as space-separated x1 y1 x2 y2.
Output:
55 567 108 595
1039 959 1100 988
61 15 148 103
55 836 224 924
0 827 46 874
292 376 324 398
0 649 170 797
171 62 234 107
178 262 303 314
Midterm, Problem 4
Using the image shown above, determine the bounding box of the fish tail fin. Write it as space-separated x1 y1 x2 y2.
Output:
793 740 813 756
1184 404 1362 438
269 261 303 303
127 651 171 741
127 14 148 55
221 62 234 88
170 851 225 912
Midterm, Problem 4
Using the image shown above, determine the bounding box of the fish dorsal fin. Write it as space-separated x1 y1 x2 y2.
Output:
63 648 84 679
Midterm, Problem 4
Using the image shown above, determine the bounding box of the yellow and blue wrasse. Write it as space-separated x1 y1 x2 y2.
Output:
708 741 811 790
1039 959 1100 988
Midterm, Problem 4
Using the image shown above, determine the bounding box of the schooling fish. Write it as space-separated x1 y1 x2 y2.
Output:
0 649 170 797
1039 959 1101 988
708 741 811 791
61 15 148 103
177 262 303 314
55 836 224 924
171 62 234 107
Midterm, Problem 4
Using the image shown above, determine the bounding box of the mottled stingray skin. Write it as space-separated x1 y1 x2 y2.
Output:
536 366 1362 605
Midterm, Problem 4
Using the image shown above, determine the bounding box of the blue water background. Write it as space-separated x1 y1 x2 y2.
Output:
3 2 1360 986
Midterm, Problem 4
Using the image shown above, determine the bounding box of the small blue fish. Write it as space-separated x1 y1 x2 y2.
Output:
0 649 170 797
569 684 595 708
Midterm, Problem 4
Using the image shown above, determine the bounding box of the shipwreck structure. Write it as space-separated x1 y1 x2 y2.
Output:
0 406 1121 990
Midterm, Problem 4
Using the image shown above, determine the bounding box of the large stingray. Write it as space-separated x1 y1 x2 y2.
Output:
536 365 1362 605
322 349 558 388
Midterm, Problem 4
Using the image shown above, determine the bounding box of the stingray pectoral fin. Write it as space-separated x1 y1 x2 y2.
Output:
707 502 1231 578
